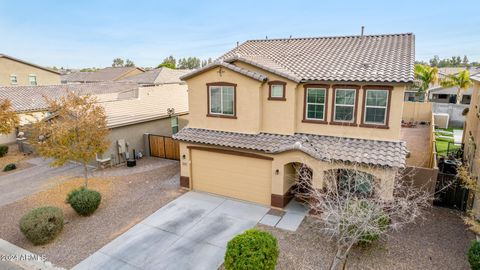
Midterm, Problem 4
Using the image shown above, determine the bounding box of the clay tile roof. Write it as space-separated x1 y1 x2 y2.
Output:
0 82 139 113
211 33 414 83
61 67 144 83
173 128 408 168
181 61 268 82
119 67 191 85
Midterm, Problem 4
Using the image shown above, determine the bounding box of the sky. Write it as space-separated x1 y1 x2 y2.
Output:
0 0 479 69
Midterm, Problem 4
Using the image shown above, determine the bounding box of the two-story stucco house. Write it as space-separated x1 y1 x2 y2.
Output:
0 54 61 86
173 33 414 208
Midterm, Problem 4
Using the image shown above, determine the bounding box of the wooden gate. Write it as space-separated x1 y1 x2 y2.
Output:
434 172 469 211
149 135 180 160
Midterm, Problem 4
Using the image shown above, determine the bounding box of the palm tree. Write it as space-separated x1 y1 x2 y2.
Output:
414 64 438 102
440 70 472 104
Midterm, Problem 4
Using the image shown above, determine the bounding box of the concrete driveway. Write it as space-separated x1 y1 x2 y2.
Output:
73 192 270 270
0 157 85 207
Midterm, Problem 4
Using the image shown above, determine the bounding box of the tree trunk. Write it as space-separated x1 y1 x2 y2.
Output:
83 162 88 188
457 88 462 104
330 247 347 270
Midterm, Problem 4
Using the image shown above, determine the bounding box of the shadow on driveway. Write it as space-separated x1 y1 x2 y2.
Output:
73 192 271 270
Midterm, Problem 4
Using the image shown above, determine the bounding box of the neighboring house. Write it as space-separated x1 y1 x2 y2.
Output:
429 85 473 104
0 80 189 164
173 33 413 207
463 73 480 215
436 67 480 86
0 82 140 144
119 67 192 86
100 84 188 163
61 67 144 84
0 54 60 86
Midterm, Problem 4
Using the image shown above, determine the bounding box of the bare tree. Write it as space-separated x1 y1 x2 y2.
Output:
293 161 432 270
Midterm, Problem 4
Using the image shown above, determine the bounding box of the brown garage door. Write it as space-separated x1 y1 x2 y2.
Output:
191 149 272 205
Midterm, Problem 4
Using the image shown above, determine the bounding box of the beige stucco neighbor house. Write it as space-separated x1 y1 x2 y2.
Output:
173 33 414 207
0 81 189 164
0 54 60 86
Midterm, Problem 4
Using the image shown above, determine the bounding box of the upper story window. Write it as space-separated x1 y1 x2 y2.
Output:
268 81 286 100
207 82 236 118
305 87 327 121
10 75 17 85
363 89 390 126
333 88 357 123
29 74 37 86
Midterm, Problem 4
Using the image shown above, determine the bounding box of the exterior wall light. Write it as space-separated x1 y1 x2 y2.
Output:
275 169 279 175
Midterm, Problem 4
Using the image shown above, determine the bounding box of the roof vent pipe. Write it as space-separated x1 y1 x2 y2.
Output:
361 26 365 36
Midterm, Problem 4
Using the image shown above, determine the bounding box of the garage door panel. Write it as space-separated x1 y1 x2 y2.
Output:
191 149 271 205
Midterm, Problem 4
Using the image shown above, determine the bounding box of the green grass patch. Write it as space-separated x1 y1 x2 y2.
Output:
434 128 463 155
436 140 461 156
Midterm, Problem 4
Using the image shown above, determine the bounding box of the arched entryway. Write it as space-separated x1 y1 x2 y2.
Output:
283 162 313 202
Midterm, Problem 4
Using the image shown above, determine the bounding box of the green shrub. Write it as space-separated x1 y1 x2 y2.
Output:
357 214 390 245
469 241 480 270
0 145 8 157
3 163 16 172
66 187 102 216
224 229 279 270
19 206 64 245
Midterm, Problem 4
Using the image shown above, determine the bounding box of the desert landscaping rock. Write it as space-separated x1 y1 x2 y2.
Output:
0 158 184 269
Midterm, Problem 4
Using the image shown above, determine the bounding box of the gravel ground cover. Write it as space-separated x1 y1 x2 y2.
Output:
0 158 184 269
257 207 474 270
0 144 33 176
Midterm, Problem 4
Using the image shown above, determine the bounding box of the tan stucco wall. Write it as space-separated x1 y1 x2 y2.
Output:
184 62 407 141
105 115 188 163
185 67 263 134
0 57 60 86
402 102 432 122
464 80 480 215
179 142 398 201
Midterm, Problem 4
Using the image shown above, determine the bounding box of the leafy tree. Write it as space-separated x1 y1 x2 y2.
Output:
177 57 201 69
112 58 124 67
463 55 470 67
441 70 473 104
30 92 109 187
0 99 19 135
125 59 135 67
157 55 176 69
429 55 440 67
414 64 438 100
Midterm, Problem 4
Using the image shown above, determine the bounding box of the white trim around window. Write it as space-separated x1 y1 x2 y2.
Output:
363 89 389 125
333 88 356 123
10 74 17 85
28 74 37 86
305 87 327 121
208 85 235 117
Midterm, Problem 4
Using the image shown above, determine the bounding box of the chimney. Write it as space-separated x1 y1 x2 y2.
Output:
361 26 365 36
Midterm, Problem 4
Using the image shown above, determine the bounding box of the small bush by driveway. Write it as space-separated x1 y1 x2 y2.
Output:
0 158 184 269
258 207 474 270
